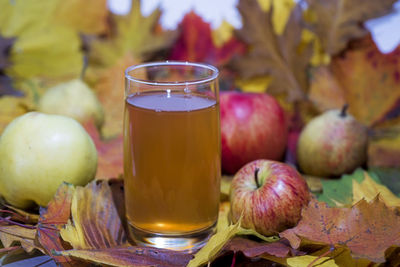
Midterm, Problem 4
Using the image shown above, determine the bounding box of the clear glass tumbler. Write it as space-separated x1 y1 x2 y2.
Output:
123 62 220 251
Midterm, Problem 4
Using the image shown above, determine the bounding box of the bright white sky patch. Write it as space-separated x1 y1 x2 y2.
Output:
108 0 400 53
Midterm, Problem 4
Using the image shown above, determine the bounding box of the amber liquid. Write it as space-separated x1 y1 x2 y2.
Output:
124 91 221 235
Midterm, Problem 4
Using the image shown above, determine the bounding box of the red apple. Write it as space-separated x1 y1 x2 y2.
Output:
230 160 310 236
220 91 288 174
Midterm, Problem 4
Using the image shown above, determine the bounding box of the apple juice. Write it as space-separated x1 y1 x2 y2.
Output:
124 91 221 235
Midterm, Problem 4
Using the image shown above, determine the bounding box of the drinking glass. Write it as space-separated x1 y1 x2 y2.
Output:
124 61 220 251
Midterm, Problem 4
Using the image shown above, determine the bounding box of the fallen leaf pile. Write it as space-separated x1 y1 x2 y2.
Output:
1 0 400 266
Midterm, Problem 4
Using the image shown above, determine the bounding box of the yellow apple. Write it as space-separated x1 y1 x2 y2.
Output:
0 112 97 208
38 79 104 128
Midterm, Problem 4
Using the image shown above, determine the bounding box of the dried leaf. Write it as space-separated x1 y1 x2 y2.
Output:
88 54 137 138
83 121 123 179
37 183 75 263
57 246 193 267
305 0 397 55
225 237 299 258
353 172 400 207
331 37 400 126
60 180 127 249
233 0 312 101
0 225 40 253
308 66 345 112
280 197 400 262
287 255 338 267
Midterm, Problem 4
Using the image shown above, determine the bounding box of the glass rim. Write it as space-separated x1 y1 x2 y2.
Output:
124 61 219 86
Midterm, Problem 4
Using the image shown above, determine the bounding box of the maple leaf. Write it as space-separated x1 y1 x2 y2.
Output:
89 0 177 68
233 0 312 102
86 55 137 138
305 0 397 55
169 12 245 66
37 183 75 263
280 197 400 263
60 180 127 249
83 120 123 179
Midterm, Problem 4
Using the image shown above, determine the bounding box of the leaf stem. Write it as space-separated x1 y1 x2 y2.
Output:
0 217 36 229
254 168 260 188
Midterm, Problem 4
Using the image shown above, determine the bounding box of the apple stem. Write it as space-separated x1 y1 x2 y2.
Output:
254 167 260 188
340 104 349 117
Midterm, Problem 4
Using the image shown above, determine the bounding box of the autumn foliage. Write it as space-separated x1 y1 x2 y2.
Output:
1 0 400 266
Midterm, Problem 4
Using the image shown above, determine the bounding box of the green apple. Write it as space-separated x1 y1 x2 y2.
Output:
0 112 97 208
38 79 104 128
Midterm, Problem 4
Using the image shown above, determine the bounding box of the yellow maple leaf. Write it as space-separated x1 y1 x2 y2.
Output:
353 172 400 207
287 255 338 267
212 20 234 48
236 76 272 93
89 0 177 68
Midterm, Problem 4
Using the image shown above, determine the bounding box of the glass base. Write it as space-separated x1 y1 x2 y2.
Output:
128 222 216 252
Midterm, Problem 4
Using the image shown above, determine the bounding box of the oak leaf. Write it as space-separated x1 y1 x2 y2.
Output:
280 197 400 263
305 0 397 55
233 0 312 102
60 180 127 249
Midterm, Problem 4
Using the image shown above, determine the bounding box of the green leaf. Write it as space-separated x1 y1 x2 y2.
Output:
370 167 400 196
318 168 381 206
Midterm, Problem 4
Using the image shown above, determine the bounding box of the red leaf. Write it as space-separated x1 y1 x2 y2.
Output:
280 197 400 263
224 237 304 258
84 121 123 179
37 183 74 264
169 12 245 66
